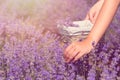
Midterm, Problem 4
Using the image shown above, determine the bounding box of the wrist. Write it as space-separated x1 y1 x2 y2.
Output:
86 35 98 47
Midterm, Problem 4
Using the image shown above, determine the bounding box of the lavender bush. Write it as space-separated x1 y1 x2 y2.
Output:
0 17 81 80
0 0 120 80
0 16 120 80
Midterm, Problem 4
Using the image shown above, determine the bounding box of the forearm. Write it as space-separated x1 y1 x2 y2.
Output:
88 0 120 45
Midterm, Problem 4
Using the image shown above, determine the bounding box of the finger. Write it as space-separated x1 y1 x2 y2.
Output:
89 13 94 24
85 14 89 20
64 42 76 55
64 44 74 60
73 51 84 62
66 48 80 62
64 44 73 56
65 47 76 62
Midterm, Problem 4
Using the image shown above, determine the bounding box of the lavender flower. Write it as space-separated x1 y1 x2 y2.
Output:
0 0 119 80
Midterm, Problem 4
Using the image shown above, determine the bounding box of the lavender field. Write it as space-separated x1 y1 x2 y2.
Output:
0 0 120 80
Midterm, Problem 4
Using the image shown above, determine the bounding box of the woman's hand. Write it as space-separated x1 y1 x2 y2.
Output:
64 37 94 63
85 0 104 24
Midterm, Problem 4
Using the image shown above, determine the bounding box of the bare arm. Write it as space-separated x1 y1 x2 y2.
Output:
64 0 120 63
85 0 104 23
88 0 120 45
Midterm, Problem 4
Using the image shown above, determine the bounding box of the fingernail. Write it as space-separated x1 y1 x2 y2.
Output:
66 60 70 63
